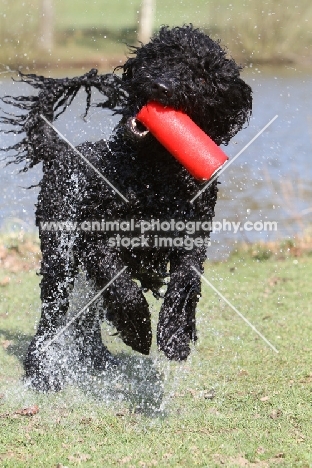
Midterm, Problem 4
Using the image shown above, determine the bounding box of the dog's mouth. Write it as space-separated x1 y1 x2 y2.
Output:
127 117 150 139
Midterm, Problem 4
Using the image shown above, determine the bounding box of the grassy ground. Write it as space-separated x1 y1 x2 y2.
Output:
1 0 312 72
0 232 312 467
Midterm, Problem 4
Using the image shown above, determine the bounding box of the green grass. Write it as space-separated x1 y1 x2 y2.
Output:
1 0 311 71
1 250 312 467
54 0 213 31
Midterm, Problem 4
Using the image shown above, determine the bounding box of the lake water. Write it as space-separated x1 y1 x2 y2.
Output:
0 66 311 260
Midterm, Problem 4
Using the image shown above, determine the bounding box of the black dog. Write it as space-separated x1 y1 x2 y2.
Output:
1 25 252 391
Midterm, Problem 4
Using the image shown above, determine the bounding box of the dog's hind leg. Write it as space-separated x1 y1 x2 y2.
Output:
70 294 118 371
23 230 79 391
157 249 206 361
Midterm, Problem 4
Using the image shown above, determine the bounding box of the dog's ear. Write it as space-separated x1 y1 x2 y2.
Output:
0 69 127 170
120 57 136 81
220 75 252 144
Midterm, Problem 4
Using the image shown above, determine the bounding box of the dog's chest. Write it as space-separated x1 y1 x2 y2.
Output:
72 138 218 224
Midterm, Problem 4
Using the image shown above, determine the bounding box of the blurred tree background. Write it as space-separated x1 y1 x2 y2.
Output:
0 0 311 72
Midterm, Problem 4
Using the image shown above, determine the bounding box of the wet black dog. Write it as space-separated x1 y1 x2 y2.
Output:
1 25 252 391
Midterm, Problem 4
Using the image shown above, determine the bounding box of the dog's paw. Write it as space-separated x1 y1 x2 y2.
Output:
109 311 152 355
24 360 64 393
118 323 152 356
23 339 65 392
85 345 120 371
24 372 64 393
157 327 191 361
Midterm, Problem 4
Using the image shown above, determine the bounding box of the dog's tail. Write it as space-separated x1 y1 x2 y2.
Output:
0 69 126 170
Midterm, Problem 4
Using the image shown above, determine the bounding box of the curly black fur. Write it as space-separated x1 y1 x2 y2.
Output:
1 25 252 391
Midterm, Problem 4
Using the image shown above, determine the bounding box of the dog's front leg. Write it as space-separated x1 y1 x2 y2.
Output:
157 248 206 360
81 244 152 355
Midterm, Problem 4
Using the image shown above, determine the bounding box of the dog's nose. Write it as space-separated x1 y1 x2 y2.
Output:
151 80 173 100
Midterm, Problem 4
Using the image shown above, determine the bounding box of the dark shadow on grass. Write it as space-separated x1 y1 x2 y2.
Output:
75 352 166 417
1 328 166 417
0 328 31 362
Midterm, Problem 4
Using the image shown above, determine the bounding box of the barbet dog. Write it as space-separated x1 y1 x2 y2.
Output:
1 25 252 391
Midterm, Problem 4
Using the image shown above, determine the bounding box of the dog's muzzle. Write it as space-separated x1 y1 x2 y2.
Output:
127 117 149 139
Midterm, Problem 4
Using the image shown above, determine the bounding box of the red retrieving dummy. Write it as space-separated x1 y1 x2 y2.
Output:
136 101 229 181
